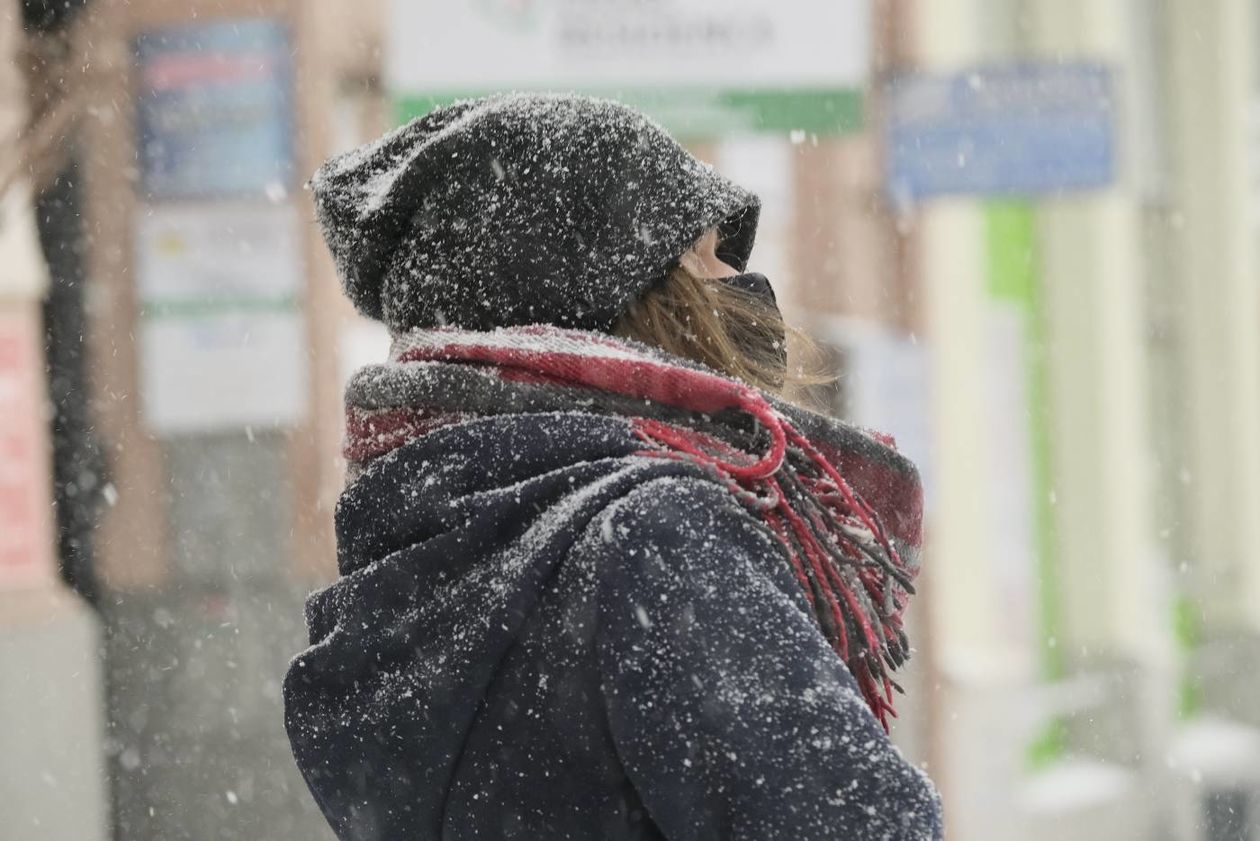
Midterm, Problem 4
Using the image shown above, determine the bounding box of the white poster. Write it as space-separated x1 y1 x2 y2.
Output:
138 311 308 435
0 184 49 299
714 137 795 307
829 320 934 511
134 203 308 435
388 0 870 91
136 203 301 306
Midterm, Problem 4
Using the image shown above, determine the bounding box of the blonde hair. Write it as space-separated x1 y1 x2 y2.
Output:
612 254 829 398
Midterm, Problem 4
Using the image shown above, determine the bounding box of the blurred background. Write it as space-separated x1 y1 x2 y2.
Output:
1 0 1258 839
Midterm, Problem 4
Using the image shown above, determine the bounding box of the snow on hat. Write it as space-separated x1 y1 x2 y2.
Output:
310 93 760 333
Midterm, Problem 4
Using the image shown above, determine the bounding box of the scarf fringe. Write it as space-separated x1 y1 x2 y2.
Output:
631 395 915 731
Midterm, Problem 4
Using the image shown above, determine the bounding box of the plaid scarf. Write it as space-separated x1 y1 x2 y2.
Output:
342 325 923 729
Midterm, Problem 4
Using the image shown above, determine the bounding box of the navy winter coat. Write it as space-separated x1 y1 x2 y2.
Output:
284 407 943 840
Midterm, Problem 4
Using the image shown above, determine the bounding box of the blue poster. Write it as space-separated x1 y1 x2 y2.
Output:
135 19 294 200
885 63 1115 203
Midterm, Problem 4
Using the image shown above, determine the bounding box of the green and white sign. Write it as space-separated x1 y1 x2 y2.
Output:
135 203 309 434
387 0 870 136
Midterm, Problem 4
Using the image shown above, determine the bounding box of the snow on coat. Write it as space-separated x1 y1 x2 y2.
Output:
283 326 943 840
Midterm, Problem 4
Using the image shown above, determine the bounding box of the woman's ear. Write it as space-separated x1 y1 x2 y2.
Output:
684 229 740 279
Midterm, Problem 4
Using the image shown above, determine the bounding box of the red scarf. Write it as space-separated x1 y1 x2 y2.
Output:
344 326 923 730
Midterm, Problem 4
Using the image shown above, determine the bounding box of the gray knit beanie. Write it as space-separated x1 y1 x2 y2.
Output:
309 93 760 333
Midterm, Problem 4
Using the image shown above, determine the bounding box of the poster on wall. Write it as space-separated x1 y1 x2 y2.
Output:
387 0 871 136
0 307 54 589
135 203 308 435
822 321 935 512
134 18 294 200
138 312 308 434
136 202 301 305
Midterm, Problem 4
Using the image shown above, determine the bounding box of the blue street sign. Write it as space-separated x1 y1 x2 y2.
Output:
885 63 1115 203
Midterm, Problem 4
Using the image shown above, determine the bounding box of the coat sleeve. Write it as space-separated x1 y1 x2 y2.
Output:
588 477 942 841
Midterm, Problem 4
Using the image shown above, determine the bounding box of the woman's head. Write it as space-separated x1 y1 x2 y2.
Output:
310 94 828 394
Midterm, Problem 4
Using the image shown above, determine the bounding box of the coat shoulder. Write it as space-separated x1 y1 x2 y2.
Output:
579 473 811 622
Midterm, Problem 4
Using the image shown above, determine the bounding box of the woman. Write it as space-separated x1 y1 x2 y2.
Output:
285 94 942 840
